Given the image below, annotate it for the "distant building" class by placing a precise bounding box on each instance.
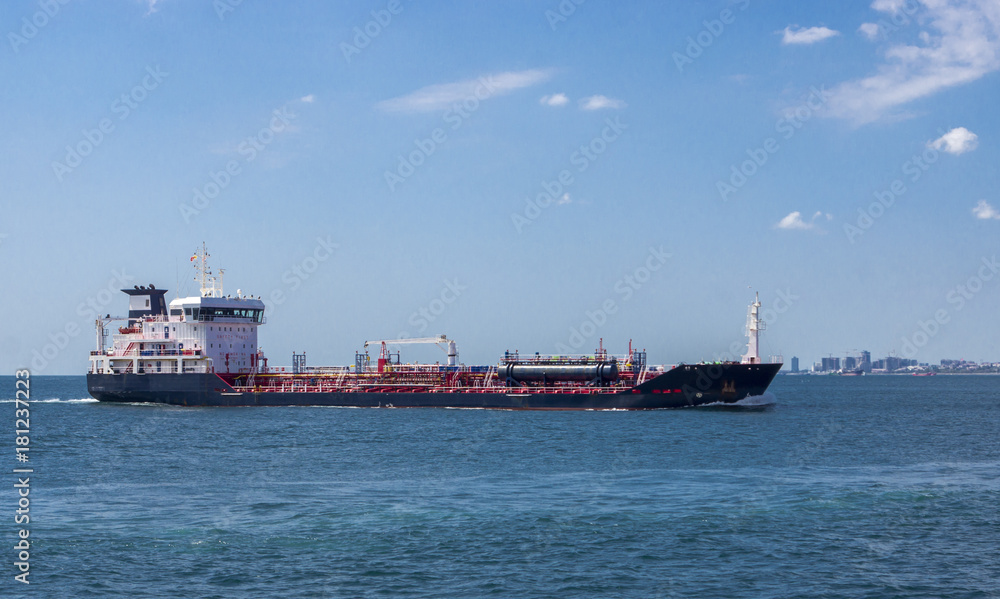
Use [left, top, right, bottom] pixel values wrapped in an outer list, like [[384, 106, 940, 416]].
[[881, 356, 917, 372], [941, 359, 970, 368], [791, 356, 799, 373], [844, 356, 857, 370], [821, 356, 841, 372], [860, 351, 872, 372]]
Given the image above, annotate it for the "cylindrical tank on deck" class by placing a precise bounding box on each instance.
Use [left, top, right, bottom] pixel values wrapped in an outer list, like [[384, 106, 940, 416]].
[[447, 341, 458, 366], [501, 362, 619, 384]]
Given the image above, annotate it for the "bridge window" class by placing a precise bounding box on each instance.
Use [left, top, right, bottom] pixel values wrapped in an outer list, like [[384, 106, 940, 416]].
[[192, 307, 262, 322]]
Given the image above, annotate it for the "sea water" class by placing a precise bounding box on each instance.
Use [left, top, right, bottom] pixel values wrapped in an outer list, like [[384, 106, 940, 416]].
[[2, 375, 998, 598]]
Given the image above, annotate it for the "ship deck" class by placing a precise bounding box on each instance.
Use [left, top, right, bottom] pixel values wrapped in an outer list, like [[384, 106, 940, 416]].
[[219, 368, 663, 395]]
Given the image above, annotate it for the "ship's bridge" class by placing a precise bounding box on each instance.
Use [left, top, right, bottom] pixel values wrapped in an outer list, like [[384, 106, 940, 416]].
[[168, 295, 265, 324]]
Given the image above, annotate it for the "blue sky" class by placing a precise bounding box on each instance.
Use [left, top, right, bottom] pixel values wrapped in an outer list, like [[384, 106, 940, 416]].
[[2, 0, 999, 374]]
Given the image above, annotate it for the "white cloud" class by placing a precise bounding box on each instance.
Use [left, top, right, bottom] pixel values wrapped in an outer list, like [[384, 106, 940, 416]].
[[775, 211, 832, 230], [776, 211, 814, 230], [859, 22, 880, 40], [781, 25, 840, 45], [540, 93, 569, 107], [145, 0, 162, 15], [929, 127, 979, 154], [377, 69, 553, 113], [972, 200, 1000, 219], [579, 95, 626, 110], [557, 193, 571, 205], [300, 94, 315, 103], [825, 0, 1000, 124]]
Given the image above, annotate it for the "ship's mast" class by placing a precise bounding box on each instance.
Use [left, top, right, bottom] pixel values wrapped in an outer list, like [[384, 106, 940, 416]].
[[741, 292, 764, 364], [193, 242, 223, 298], [95, 317, 106, 353]]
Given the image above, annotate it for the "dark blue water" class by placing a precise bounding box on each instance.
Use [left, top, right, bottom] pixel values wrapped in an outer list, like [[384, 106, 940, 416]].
[[3, 375, 999, 598]]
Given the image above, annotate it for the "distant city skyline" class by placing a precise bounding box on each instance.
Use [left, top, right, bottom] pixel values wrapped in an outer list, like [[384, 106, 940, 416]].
[[789, 350, 998, 373]]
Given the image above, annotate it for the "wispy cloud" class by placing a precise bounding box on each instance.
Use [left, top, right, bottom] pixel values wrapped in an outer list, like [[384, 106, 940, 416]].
[[540, 93, 569, 107], [557, 193, 571, 205], [776, 211, 832, 230], [579, 95, 626, 110], [781, 25, 840, 45], [929, 127, 978, 154], [300, 94, 315, 104], [377, 69, 553, 113], [859, 22, 881, 40], [825, 0, 1000, 125], [972, 200, 1000, 220], [144, 0, 162, 15]]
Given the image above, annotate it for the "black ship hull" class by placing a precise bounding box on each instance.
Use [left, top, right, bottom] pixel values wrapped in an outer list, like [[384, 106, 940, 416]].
[[87, 363, 781, 409]]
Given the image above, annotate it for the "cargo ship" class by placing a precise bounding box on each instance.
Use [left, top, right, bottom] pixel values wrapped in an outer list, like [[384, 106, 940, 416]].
[[86, 246, 782, 409]]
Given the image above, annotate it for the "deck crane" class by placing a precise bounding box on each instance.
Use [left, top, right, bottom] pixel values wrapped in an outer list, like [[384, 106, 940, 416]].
[[363, 335, 459, 372]]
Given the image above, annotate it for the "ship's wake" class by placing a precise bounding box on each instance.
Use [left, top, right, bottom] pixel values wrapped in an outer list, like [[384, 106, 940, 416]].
[[0, 397, 99, 403], [697, 391, 776, 410]]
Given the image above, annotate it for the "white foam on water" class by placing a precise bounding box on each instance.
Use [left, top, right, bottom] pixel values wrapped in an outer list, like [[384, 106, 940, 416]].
[[698, 391, 777, 408], [734, 392, 777, 406], [0, 397, 99, 403]]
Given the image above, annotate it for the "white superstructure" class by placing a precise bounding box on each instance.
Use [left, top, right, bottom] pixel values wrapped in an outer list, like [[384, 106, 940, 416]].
[[89, 245, 266, 375]]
